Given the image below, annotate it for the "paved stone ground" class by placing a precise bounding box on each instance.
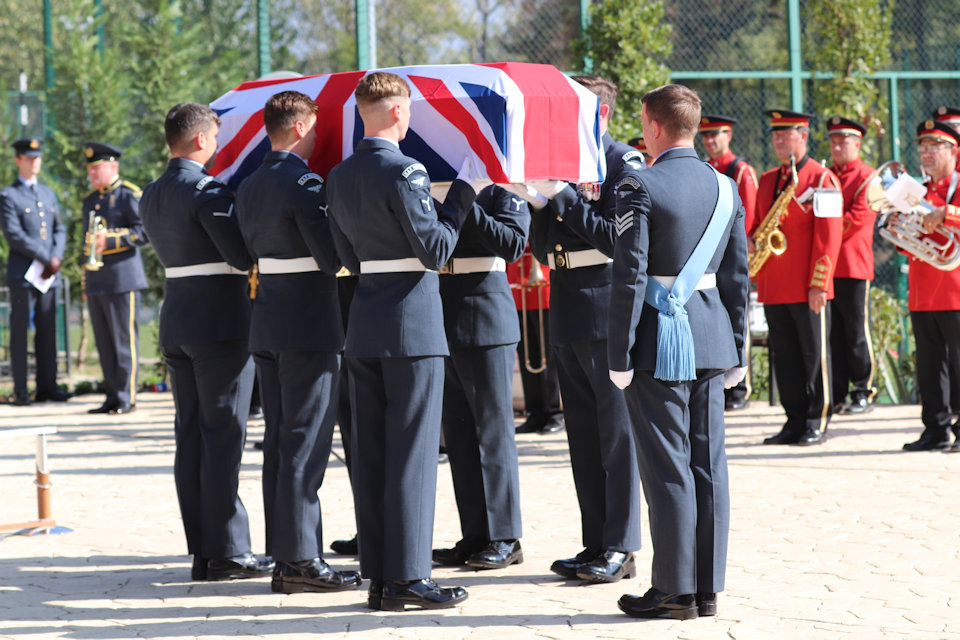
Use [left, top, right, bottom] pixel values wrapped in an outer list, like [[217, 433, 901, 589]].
[[1, 393, 958, 639]]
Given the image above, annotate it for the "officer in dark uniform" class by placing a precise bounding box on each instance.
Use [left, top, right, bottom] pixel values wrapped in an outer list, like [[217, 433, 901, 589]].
[[140, 102, 271, 581], [326, 71, 486, 611], [235, 90, 360, 593], [517, 75, 644, 584], [0, 137, 70, 406], [432, 185, 529, 570], [82, 142, 149, 415]]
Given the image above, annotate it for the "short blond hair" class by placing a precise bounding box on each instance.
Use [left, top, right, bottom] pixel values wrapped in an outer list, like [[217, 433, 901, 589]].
[[642, 84, 701, 140], [355, 72, 411, 109]]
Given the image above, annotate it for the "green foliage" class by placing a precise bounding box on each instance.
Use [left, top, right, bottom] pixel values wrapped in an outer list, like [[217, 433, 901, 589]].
[[572, 0, 673, 140], [749, 342, 770, 401], [869, 285, 915, 403], [806, 0, 894, 159]]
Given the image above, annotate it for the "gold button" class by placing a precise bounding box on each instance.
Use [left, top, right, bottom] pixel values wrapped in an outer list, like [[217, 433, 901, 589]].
[[95, 204, 100, 210], [555, 244, 562, 251], [38, 202, 43, 208], [25, 208, 30, 213]]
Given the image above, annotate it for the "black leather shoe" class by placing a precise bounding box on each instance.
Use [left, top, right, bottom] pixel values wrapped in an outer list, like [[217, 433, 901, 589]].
[[466, 539, 523, 570], [724, 398, 749, 411], [191, 555, 208, 580], [206, 552, 274, 580], [12, 391, 31, 406], [433, 538, 485, 566], [696, 591, 718, 616], [618, 587, 698, 620], [842, 397, 872, 414], [34, 388, 72, 402], [903, 429, 950, 451], [110, 402, 135, 415], [516, 414, 546, 433], [368, 579, 384, 609], [763, 425, 802, 445], [575, 550, 635, 583], [796, 427, 825, 446], [271, 558, 361, 593], [949, 441, 960, 453], [330, 534, 358, 555], [538, 417, 564, 434], [88, 401, 118, 414], [550, 547, 600, 579], [249, 405, 264, 420], [376, 578, 468, 611]]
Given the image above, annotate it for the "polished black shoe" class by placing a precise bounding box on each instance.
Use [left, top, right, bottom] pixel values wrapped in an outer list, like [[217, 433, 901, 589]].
[[466, 539, 523, 570], [376, 578, 468, 611], [34, 388, 72, 402], [796, 427, 825, 446], [88, 400, 118, 414], [432, 538, 485, 566], [515, 414, 546, 433], [368, 579, 384, 609], [538, 417, 564, 434], [575, 550, 635, 583], [330, 534, 359, 556], [618, 587, 698, 620], [550, 547, 600, 579], [724, 398, 749, 411], [949, 441, 960, 453], [696, 591, 718, 616], [191, 555, 208, 580], [903, 429, 950, 451], [206, 552, 275, 581], [763, 425, 802, 445], [842, 397, 872, 414], [271, 558, 361, 593], [249, 405, 264, 420], [110, 402, 135, 415], [12, 391, 31, 406]]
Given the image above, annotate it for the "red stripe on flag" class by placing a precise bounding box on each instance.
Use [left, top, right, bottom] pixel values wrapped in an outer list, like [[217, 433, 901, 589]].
[[408, 74, 510, 183], [312, 70, 366, 178], [211, 107, 266, 177], [481, 62, 582, 181]]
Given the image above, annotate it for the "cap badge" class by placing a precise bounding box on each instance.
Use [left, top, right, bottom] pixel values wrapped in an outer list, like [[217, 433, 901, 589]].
[[29, 139, 39, 149], [85, 146, 94, 158], [925, 120, 935, 130]]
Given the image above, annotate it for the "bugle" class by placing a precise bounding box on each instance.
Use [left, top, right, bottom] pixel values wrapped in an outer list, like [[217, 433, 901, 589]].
[[512, 254, 549, 374], [84, 212, 105, 271]]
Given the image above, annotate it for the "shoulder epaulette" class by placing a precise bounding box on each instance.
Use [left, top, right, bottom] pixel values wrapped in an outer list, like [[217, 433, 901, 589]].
[[121, 180, 142, 197]]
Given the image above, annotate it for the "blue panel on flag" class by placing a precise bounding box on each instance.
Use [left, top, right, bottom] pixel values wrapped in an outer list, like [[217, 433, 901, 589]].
[[212, 106, 235, 117], [351, 108, 363, 151], [400, 129, 457, 181], [225, 136, 270, 191], [459, 82, 507, 157]]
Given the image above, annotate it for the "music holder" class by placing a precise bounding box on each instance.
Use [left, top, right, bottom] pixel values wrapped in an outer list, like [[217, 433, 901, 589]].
[[0, 426, 72, 537]]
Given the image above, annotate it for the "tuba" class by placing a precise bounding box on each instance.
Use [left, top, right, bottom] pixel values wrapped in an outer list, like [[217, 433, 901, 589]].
[[749, 154, 797, 277], [512, 253, 549, 374], [865, 161, 960, 271], [84, 212, 106, 271]]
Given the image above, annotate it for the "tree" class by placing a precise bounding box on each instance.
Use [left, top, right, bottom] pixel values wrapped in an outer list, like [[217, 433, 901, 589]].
[[572, 0, 673, 140], [500, 0, 580, 68], [806, 0, 894, 162]]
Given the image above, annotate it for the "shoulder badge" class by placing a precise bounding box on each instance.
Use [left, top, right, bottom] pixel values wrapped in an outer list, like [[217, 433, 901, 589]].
[[195, 175, 219, 191], [298, 172, 324, 193], [401, 162, 429, 189], [622, 150, 643, 163], [616, 175, 642, 193]]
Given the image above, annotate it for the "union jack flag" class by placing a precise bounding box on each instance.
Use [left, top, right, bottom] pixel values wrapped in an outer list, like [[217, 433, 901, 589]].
[[209, 63, 606, 189]]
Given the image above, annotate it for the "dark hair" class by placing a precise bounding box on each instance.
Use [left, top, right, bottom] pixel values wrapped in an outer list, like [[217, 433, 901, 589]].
[[164, 102, 221, 152], [642, 84, 702, 139], [355, 72, 411, 108], [263, 91, 319, 139], [571, 75, 618, 119]]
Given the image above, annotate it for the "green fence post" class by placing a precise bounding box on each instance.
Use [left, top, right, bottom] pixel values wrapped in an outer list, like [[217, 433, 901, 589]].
[[787, 0, 803, 111], [579, 0, 592, 74], [356, 0, 375, 70], [257, 0, 271, 77]]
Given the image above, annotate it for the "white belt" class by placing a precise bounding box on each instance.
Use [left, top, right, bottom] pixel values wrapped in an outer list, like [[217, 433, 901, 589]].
[[165, 262, 248, 278], [548, 248, 612, 270], [651, 273, 717, 290], [438, 256, 506, 275], [258, 257, 320, 274], [360, 258, 432, 274]]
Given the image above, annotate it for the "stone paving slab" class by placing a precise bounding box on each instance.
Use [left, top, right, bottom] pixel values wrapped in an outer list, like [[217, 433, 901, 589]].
[[1, 393, 959, 639]]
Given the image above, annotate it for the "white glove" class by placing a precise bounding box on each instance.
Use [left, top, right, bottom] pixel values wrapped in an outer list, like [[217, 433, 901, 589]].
[[457, 156, 492, 195], [502, 182, 549, 210], [527, 179, 568, 199], [609, 369, 634, 390], [723, 366, 748, 389]]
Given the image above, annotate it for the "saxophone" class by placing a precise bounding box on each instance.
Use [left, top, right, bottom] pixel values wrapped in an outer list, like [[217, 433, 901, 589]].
[[749, 153, 798, 278]]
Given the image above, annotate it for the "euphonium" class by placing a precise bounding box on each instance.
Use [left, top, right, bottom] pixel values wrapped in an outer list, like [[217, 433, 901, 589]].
[[865, 160, 960, 271], [748, 153, 797, 278], [84, 212, 105, 271], [513, 253, 549, 374]]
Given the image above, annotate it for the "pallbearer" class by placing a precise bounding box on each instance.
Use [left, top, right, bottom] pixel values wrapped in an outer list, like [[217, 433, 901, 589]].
[[825, 117, 877, 415], [433, 185, 529, 570], [235, 91, 360, 593]]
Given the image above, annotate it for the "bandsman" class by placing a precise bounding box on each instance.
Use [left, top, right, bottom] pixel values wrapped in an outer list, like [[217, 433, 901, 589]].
[[753, 110, 842, 446]]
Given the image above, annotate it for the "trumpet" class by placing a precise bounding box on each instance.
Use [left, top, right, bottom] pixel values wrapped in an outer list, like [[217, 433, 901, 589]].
[[84, 212, 106, 271], [512, 253, 549, 374], [865, 161, 960, 271]]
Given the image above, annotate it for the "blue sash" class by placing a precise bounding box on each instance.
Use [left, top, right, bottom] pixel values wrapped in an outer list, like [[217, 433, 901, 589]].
[[643, 167, 734, 381]]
